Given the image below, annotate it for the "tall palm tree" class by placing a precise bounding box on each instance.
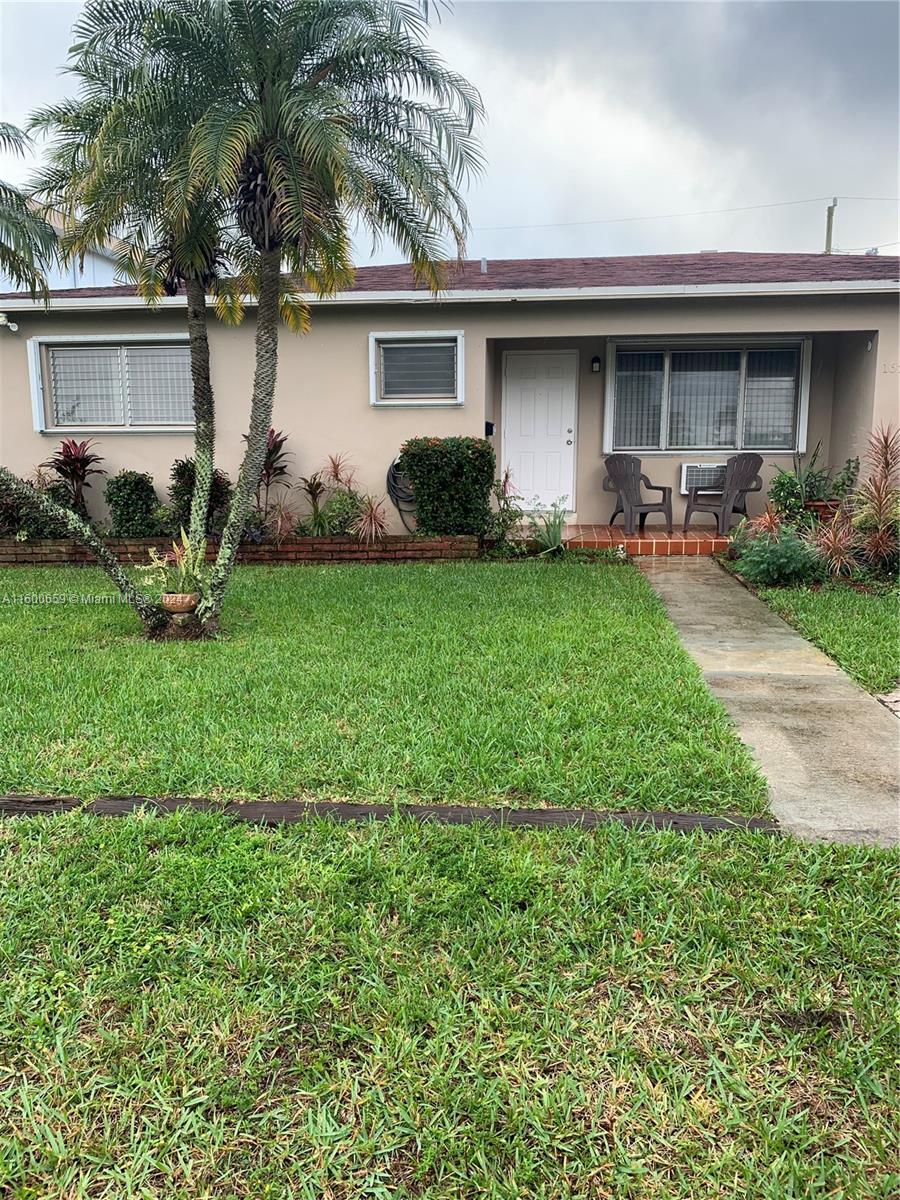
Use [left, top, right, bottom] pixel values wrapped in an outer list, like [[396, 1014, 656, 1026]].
[[75, 0, 484, 628], [31, 82, 237, 554], [0, 124, 171, 628]]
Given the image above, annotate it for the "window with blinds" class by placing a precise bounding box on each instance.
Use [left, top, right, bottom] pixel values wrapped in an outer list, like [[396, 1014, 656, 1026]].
[[612, 343, 801, 452], [614, 352, 664, 449], [378, 339, 458, 401], [47, 343, 193, 428]]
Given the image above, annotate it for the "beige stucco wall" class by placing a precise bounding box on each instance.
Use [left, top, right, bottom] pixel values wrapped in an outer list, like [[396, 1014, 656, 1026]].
[[0, 290, 896, 531]]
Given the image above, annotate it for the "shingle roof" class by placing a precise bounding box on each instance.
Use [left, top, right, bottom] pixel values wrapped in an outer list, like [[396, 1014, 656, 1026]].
[[2, 252, 897, 302], [349, 252, 900, 290]]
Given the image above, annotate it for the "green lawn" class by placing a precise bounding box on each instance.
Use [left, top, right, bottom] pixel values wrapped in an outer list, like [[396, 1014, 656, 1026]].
[[0, 562, 766, 815], [0, 811, 896, 1198], [756, 583, 900, 693]]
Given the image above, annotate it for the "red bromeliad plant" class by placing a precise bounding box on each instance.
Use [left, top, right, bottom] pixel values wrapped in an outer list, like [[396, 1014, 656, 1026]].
[[349, 495, 389, 545], [807, 505, 857, 576], [854, 425, 900, 571], [807, 425, 899, 576], [747, 504, 783, 540], [322, 452, 357, 491], [41, 438, 105, 513]]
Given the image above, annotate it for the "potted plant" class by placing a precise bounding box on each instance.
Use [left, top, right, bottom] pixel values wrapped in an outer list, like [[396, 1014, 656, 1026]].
[[141, 529, 208, 614], [769, 445, 858, 523]]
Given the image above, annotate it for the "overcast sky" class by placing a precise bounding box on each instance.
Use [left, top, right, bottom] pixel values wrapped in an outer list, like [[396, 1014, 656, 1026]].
[[1, 0, 897, 263]]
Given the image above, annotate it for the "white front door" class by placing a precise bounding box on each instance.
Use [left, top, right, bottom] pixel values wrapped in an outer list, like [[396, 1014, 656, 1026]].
[[502, 351, 578, 510]]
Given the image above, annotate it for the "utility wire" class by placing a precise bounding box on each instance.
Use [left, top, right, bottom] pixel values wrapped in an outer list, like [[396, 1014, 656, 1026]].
[[834, 239, 900, 253], [474, 195, 900, 233]]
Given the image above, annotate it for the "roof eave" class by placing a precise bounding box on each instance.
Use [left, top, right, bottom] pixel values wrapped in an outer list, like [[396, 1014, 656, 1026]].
[[1, 277, 897, 311]]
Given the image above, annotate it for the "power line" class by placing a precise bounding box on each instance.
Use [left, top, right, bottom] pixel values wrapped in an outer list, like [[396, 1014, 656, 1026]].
[[474, 195, 900, 234], [834, 239, 900, 253]]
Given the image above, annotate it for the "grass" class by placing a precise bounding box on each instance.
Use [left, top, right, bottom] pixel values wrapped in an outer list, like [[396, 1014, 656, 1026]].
[[0, 562, 766, 815], [0, 810, 896, 1198], [755, 582, 900, 693]]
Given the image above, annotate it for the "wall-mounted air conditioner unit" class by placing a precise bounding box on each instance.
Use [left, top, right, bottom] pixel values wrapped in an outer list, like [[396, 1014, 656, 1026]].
[[680, 463, 727, 495]]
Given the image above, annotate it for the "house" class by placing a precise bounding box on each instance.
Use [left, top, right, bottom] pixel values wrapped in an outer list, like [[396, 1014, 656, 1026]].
[[1, 252, 897, 531]]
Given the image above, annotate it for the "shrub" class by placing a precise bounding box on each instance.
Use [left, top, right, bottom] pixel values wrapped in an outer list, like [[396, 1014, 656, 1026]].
[[737, 528, 823, 587], [528, 498, 569, 557], [296, 472, 330, 536], [768, 444, 859, 522], [322, 488, 362, 536], [41, 438, 105, 516], [398, 436, 495, 536], [169, 458, 232, 535], [243, 427, 291, 518], [1, 471, 77, 539], [348, 494, 390, 545], [487, 467, 525, 548], [852, 425, 899, 573], [105, 471, 160, 536]]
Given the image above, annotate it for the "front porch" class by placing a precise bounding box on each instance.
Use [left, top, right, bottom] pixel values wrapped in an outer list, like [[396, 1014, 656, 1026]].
[[565, 524, 730, 555], [486, 327, 879, 532]]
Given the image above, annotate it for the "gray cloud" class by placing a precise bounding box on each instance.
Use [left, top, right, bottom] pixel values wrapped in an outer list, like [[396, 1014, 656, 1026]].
[[1, 0, 897, 264]]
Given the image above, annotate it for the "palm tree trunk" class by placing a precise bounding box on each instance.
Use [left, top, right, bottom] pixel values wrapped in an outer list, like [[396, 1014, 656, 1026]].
[[0, 466, 167, 631], [197, 247, 281, 624], [185, 276, 215, 552]]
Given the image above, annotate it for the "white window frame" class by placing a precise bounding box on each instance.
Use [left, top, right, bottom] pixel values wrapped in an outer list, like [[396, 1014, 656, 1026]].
[[368, 329, 464, 408], [27, 333, 194, 433], [602, 335, 812, 455]]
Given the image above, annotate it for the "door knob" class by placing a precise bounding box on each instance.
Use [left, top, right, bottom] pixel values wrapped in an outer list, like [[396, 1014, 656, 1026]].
[[566, 439, 573, 445]]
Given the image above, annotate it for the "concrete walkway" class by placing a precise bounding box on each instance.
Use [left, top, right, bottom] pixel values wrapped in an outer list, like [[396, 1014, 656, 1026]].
[[640, 558, 899, 846]]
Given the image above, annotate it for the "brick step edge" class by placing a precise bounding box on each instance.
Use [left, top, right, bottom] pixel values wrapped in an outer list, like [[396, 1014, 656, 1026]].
[[0, 794, 780, 835]]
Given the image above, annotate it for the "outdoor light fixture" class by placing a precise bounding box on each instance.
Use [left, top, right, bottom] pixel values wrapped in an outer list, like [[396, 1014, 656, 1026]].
[[0, 313, 18, 333], [591, 355, 601, 373]]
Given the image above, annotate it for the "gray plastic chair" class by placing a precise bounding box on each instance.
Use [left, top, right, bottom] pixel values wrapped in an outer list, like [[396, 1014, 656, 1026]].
[[602, 454, 673, 536], [682, 453, 763, 534]]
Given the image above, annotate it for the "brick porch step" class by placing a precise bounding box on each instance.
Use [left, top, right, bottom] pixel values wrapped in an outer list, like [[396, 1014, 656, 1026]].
[[565, 524, 729, 556]]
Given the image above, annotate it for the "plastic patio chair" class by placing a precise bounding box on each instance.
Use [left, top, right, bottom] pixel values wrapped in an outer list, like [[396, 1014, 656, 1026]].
[[682, 453, 763, 534], [602, 454, 673, 536]]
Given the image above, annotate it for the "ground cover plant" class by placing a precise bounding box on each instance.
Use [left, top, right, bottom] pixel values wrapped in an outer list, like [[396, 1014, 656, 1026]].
[[757, 582, 900, 694], [0, 809, 896, 1198], [0, 562, 765, 814]]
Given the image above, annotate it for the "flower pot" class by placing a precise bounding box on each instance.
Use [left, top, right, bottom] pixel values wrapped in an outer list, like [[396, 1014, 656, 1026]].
[[804, 500, 840, 521], [161, 592, 200, 614]]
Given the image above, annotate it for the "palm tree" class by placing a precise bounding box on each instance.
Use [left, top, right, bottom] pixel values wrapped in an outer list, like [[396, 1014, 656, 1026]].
[[0, 124, 57, 296], [0, 125, 171, 626], [31, 82, 238, 554], [74, 0, 484, 628]]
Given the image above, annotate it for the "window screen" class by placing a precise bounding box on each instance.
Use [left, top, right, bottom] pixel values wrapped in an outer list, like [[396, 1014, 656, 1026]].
[[380, 340, 457, 399], [743, 349, 798, 449], [50, 347, 125, 426], [613, 351, 664, 448], [47, 343, 192, 427], [126, 346, 193, 425], [668, 351, 740, 449]]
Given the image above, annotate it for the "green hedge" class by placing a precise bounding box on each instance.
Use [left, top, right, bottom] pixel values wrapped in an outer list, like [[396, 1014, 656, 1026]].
[[105, 471, 160, 536], [399, 437, 495, 536]]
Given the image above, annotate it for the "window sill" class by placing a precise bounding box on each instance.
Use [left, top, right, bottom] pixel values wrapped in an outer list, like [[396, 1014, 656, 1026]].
[[609, 448, 797, 456], [371, 400, 464, 409], [40, 426, 196, 435]]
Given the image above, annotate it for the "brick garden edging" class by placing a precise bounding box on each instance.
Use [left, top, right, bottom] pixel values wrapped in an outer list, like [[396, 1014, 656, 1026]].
[[0, 534, 479, 567]]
